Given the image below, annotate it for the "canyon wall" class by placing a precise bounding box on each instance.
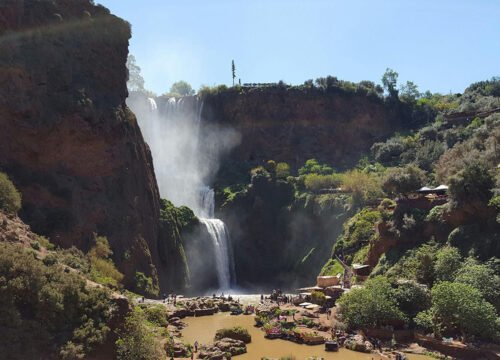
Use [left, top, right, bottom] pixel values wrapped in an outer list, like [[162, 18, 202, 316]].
[[202, 87, 411, 173], [0, 0, 164, 289]]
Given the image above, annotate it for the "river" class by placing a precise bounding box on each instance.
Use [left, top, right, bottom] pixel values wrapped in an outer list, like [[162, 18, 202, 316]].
[[182, 311, 432, 360]]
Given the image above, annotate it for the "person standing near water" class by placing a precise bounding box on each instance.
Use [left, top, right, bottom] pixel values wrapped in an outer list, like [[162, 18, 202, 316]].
[[194, 340, 198, 353]]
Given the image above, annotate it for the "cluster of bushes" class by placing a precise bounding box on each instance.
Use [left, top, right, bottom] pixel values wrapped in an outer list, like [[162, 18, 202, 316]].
[[0, 242, 116, 359], [115, 307, 165, 360], [332, 208, 382, 263], [337, 272, 499, 341], [0, 172, 21, 214], [214, 326, 251, 343], [88, 235, 124, 288]]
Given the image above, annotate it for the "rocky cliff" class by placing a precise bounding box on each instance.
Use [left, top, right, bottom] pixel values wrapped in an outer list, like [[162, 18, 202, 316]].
[[0, 0, 164, 289], [202, 88, 413, 174]]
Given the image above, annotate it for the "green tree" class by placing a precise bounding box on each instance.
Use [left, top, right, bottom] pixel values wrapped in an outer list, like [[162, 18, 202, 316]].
[[455, 258, 500, 310], [342, 170, 382, 205], [382, 165, 427, 197], [0, 243, 114, 359], [434, 246, 462, 282], [116, 307, 163, 360], [337, 276, 407, 329], [126, 54, 145, 92], [448, 160, 494, 207], [88, 236, 124, 288], [393, 281, 431, 320], [422, 282, 499, 340], [168, 81, 195, 97], [298, 159, 333, 175], [381, 68, 399, 98], [400, 80, 420, 104], [0, 172, 21, 214], [275, 162, 291, 179]]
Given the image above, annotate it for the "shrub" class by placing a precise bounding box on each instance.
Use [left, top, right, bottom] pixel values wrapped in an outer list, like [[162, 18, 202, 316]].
[[455, 258, 500, 310], [371, 138, 406, 163], [334, 209, 381, 256], [298, 159, 333, 175], [425, 204, 448, 223], [304, 173, 342, 192], [341, 170, 382, 205], [214, 326, 251, 343], [434, 246, 462, 282], [0, 242, 115, 359], [382, 165, 427, 197], [134, 272, 158, 298], [275, 162, 291, 179], [88, 236, 124, 288], [116, 307, 163, 360], [142, 305, 168, 327], [319, 258, 344, 276], [393, 281, 431, 319], [311, 291, 326, 306], [0, 172, 21, 214], [448, 160, 494, 207]]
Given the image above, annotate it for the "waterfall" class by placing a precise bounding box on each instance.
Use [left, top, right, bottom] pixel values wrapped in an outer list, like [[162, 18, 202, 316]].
[[129, 94, 236, 290]]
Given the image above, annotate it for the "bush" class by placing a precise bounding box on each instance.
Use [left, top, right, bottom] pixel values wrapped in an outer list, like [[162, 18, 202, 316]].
[[0, 172, 21, 214], [382, 165, 427, 197], [142, 305, 168, 327], [298, 159, 333, 175], [214, 326, 251, 343], [116, 307, 163, 360], [311, 291, 326, 306], [88, 236, 124, 288], [134, 272, 158, 298], [341, 170, 382, 205], [434, 246, 462, 282], [448, 160, 494, 207], [304, 173, 342, 192], [319, 258, 344, 276], [393, 281, 431, 319], [455, 258, 500, 311], [0, 242, 115, 359], [275, 162, 291, 179], [334, 209, 381, 256]]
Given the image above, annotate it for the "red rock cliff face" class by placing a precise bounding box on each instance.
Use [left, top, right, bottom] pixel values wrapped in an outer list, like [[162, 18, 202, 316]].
[[203, 88, 406, 170], [0, 0, 163, 288]]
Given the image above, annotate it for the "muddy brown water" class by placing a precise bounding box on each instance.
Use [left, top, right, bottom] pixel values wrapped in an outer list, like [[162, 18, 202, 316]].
[[182, 312, 432, 360]]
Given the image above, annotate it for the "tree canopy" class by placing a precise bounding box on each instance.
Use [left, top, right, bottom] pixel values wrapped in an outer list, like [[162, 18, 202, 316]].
[[168, 81, 195, 97]]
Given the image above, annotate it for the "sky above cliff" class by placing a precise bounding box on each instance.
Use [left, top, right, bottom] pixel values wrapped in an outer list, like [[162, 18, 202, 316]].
[[97, 0, 499, 95]]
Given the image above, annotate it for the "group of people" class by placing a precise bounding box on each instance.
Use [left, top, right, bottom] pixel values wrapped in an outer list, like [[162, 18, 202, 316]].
[[163, 293, 177, 305]]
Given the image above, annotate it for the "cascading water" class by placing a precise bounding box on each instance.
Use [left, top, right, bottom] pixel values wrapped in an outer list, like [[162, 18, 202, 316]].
[[198, 187, 235, 290], [129, 94, 237, 290]]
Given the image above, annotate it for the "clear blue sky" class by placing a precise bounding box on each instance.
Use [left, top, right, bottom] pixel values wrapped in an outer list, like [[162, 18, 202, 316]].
[[97, 0, 499, 95]]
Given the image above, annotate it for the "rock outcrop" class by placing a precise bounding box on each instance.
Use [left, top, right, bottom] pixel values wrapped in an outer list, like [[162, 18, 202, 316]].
[[202, 88, 413, 172], [0, 0, 163, 289]]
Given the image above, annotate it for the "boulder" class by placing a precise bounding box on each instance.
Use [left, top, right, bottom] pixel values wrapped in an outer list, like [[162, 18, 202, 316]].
[[214, 338, 247, 356]]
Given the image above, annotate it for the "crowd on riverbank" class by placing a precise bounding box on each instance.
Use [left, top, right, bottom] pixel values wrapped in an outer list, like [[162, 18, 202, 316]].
[[136, 293, 448, 359]]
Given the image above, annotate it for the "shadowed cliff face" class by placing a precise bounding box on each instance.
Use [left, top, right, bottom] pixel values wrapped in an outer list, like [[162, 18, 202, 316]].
[[0, 0, 163, 289], [203, 88, 408, 172]]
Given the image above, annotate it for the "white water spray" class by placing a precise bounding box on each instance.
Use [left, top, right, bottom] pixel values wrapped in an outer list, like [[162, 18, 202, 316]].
[[128, 94, 238, 289]]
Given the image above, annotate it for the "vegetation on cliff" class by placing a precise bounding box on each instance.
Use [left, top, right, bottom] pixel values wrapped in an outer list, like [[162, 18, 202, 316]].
[[0, 240, 118, 359], [326, 78, 500, 341]]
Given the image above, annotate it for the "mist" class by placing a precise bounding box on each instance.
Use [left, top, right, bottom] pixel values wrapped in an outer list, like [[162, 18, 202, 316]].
[[126, 94, 240, 217]]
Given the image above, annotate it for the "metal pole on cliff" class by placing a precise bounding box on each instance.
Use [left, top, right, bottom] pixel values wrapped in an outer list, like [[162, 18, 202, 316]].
[[232, 60, 236, 86]]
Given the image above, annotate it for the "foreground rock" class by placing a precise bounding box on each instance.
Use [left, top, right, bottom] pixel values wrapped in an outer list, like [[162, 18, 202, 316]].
[[198, 338, 247, 359], [344, 334, 374, 353]]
